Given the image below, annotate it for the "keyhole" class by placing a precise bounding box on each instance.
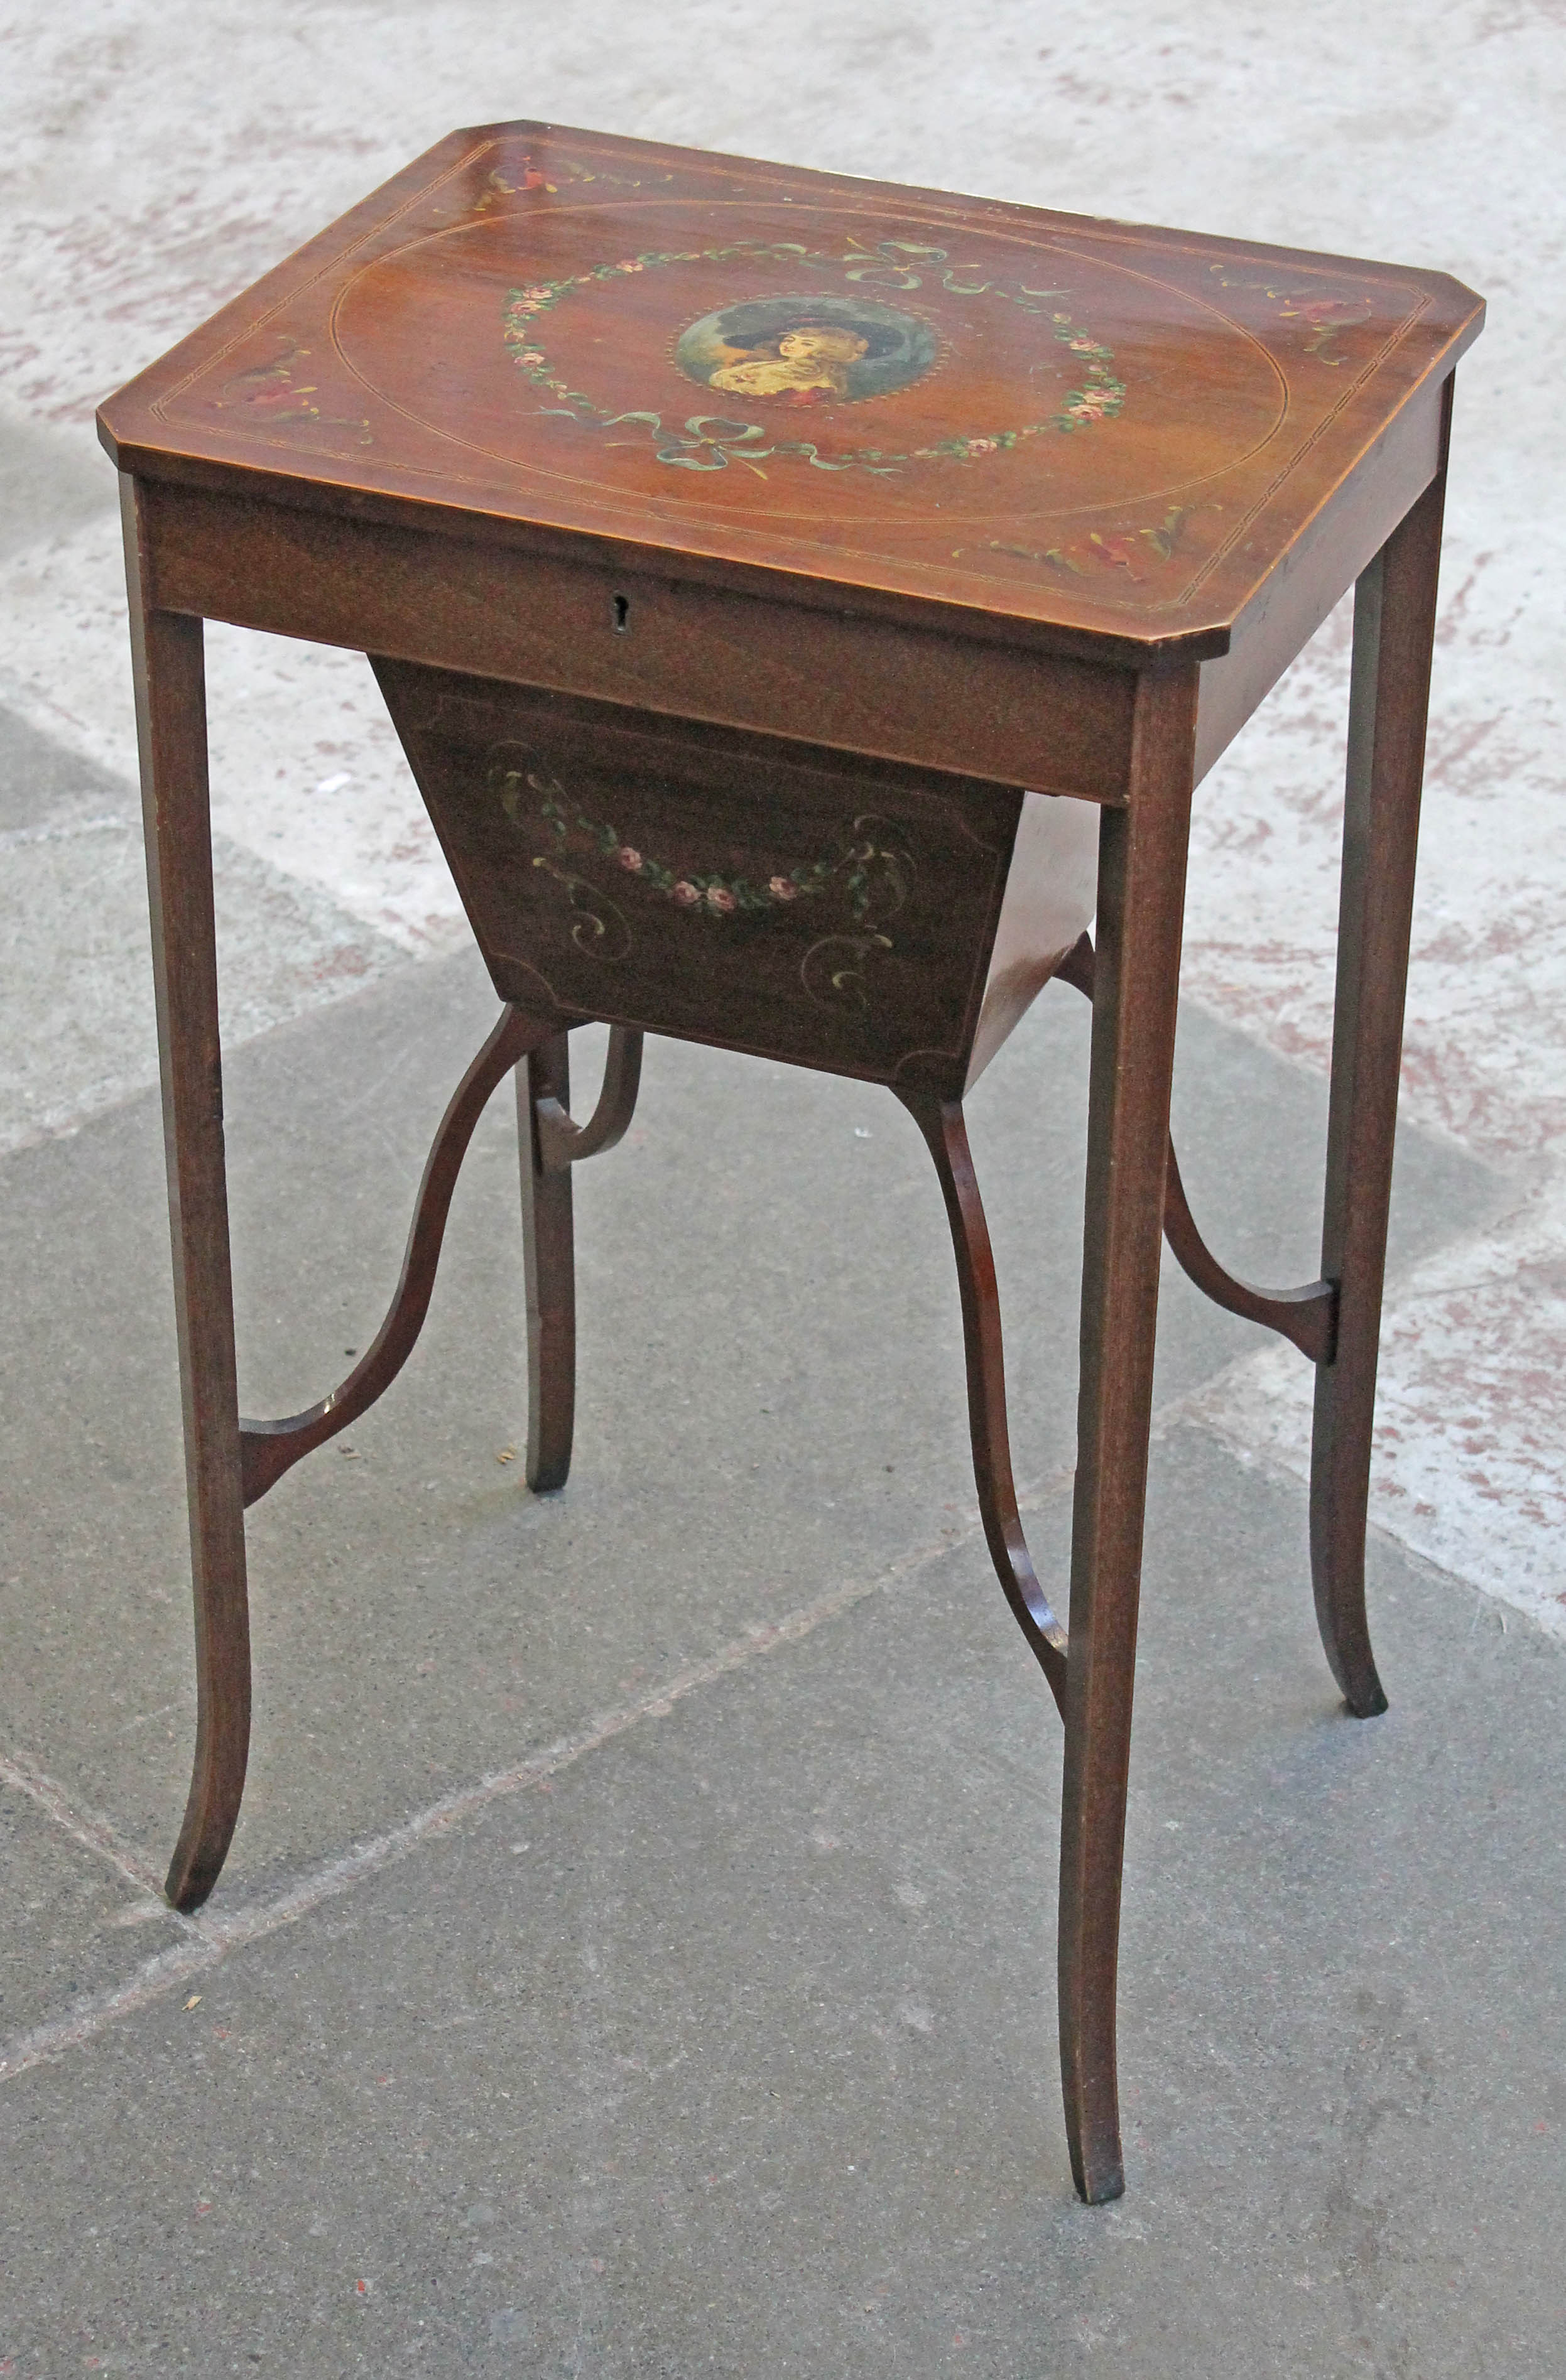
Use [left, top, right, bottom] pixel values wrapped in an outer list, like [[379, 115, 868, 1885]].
[[612, 593, 631, 633]]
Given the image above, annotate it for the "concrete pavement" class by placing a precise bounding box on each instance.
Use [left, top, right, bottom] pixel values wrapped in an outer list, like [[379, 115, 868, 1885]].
[[4, 908, 1559, 2374]]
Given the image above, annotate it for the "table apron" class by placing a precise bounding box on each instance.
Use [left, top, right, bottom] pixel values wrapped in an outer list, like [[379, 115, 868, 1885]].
[[136, 480, 1138, 804]]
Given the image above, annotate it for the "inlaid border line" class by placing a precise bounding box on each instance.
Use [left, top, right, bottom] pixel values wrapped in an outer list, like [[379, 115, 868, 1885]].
[[150, 139, 498, 418]]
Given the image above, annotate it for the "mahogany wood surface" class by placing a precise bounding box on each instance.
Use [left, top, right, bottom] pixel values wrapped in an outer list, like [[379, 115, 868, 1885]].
[[1058, 667, 1200, 2204], [519, 1031, 579, 1494], [533, 1025, 643, 1170], [97, 124, 1480, 663], [898, 1091, 1069, 1712], [1057, 935, 1337, 1366], [372, 660, 1030, 1095], [122, 484, 251, 1915], [99, 126, 1482, 787], [101, 122, 1480, 2199], [143, 480, 1141, 801], [1310, 392, 1453, 1717], [239, 1003, 546, 1507], [519, 1024, 643, 1491]]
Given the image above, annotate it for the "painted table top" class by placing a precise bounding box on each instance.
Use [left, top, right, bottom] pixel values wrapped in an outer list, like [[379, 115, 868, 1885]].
[[97, 124, 1483, 655]]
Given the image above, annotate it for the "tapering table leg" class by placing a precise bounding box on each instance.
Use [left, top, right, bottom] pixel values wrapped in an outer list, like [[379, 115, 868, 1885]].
[[1310, 388, 1454, 1719], [1058, 664, 1200, 2204], [122, 477, 250, 1913], [519, 1030, 577, 1491]]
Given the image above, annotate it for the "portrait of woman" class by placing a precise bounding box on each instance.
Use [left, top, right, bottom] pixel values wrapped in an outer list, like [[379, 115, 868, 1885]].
[[675, 293, 938, 406], [709, 322, 871, 402]]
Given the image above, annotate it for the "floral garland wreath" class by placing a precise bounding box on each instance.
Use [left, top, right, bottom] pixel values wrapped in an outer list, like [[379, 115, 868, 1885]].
[[503, 237, 1125, 477], [540, 796, 840, 915], [499, 768, 908, 923]]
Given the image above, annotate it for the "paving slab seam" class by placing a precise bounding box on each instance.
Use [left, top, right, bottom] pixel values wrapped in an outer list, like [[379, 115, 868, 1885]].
[[0, 1744, 182, 1913], [1158, 1395, 1535, 1642], [0, 810, 132, 854], [1147, 1345, 1310, 1449], [0, 1469, 1074, 2089]]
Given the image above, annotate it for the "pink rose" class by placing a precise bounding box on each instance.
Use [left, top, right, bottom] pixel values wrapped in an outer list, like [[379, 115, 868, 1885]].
[[1068, 337, 1097, 352], [617, 259, 644, 272], [705, 885, 737, 913], [616, 846, 643, 871], [768, 875, 798, 901], [516, 349, 544, 367], [966, 438, 998, 454], [523, 285, 552, 301], [672, 880, 700, 906]]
